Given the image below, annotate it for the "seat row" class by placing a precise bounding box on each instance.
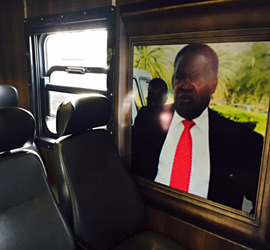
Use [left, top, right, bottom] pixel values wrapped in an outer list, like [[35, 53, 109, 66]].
[[0, 92, 185, 249]]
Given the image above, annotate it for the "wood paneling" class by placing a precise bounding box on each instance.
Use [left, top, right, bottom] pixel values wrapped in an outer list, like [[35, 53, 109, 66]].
[[25, 0, 113, 18], [144, 206, 248, 250], [120, 1, 270, 36], [0, 0, 30, 110], [38, 146, 57, 184]]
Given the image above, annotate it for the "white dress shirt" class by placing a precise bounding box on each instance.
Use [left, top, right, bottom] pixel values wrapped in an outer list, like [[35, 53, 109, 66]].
[[155, 108, 210, 198]]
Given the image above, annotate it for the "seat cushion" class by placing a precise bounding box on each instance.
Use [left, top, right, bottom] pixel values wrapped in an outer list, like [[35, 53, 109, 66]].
[[0, 152, 75, 250]]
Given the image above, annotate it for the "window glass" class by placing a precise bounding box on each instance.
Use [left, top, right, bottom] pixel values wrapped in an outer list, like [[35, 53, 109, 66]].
[[43, 29, 108, 134], [139, 77, 149, 105], [50, 71, 107, 90], [133, 78, 142, 109], [26, 7, 115, 139], [46, 91, 79, 134], [45, 29, 107, 69]]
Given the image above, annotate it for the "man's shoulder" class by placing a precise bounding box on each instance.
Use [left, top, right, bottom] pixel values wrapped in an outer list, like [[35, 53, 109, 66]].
[[137, 104, 173, 114], [208, 108, 263, 143], [133, 104, 174, 134]]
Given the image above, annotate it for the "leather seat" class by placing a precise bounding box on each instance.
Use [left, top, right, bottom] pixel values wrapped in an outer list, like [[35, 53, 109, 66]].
[[0, 84, 40, 153], [0, 85, 18, 107], [0, 107, 75, 250], [54, 94, 186, 250]]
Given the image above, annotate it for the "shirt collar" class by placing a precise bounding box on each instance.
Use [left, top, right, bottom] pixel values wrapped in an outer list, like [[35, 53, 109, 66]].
[[172, 108, 209, 132]]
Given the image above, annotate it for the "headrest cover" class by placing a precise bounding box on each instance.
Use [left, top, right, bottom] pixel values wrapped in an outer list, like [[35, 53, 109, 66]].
[[0, 107, 35, 152], [0, 85, 18, 107], [56, 94, 111, 136]]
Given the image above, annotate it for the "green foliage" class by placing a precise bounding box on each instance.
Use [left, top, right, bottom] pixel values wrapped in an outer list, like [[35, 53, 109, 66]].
[[210, 46, 240, 104], [211, 105, 267, 136], [213, 42, 270, 111], [133, 42, 270, 121], [231, 43, 270, 111], [133, 46, 175, 88]]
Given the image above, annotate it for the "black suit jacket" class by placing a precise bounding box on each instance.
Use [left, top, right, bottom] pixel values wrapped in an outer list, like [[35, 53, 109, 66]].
[[131, 105, 263, 211]]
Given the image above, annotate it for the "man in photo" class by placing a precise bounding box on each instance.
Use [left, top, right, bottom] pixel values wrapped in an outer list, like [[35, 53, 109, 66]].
[[132, 44, 263, 212]]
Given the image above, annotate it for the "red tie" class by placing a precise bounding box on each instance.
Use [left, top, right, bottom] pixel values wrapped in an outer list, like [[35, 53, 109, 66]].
[[170, 120, 195, 192]]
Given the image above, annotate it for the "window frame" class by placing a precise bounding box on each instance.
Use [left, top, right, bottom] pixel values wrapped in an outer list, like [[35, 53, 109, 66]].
[[25, 6, 116, 144]]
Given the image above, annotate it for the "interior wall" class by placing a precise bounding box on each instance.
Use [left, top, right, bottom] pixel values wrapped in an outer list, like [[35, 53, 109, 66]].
[[25, 0, 113, 17], [0, 0, 29, 110]]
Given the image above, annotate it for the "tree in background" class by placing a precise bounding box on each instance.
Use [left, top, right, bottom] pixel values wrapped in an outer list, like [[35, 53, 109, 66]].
[[134, 43, 270, 112], [133, 46, 174, 88], [230, 42, 270, 112], [211, 46, 240, 105]]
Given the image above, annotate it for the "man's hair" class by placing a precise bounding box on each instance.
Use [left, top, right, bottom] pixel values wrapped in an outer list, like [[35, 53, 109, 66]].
[[174, 44, 219, 75]]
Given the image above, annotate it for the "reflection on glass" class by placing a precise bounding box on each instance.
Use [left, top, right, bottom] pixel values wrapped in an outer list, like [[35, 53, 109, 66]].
[[131, 42, 270, 213]]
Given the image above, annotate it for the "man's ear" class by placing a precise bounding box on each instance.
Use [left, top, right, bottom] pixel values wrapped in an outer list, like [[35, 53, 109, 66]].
[[211, 76, 218, 94]]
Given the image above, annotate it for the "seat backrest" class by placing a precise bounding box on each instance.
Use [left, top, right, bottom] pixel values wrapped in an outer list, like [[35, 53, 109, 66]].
[[54, 94, 145, 250], [0, 107, 75, 250], [0, 84, 18, 107], [0, 84, 40, 153]]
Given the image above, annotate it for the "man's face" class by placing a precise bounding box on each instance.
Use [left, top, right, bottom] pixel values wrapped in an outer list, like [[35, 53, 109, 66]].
[[173, 52, 217, 120]]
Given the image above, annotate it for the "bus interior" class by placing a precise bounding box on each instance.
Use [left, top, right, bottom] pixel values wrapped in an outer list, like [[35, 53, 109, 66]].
[[0, 0, 270, 249]]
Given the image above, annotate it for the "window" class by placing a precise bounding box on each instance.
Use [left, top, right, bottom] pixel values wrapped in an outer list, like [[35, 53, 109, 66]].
[[132, 68, 152, 109], [25, 7, 115, 141], [44, 29, 108, 133]]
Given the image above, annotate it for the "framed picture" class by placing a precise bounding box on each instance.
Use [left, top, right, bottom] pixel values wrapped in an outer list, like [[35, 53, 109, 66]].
[[127, 28, 270, 248], [131, 41, 269, 212]]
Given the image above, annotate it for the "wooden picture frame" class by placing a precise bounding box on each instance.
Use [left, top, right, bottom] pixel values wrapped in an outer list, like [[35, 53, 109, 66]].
[[116, 2, 270, 248], [129, 29, 270, 249]]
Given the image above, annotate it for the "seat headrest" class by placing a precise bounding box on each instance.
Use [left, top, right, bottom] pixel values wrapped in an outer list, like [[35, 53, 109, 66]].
[[0, 85, 18, 107], [56, 94, 111, 137], [0, 107, 35, 152]]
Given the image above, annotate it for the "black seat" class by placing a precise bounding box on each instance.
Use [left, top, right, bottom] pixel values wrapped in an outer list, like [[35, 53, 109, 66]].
[[0, 107, 75, 250], [54, 94, 185, 250], [0, 84, 40, 153], [0, 85, 18, 107]]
